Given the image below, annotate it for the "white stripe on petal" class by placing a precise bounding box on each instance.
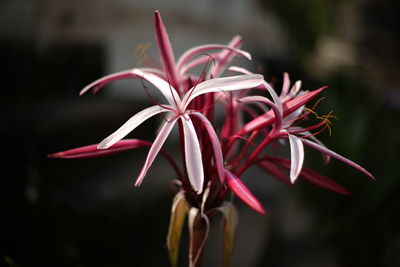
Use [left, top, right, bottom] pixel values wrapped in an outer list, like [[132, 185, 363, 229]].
[[191, 112, 225, 183], [227, 67, 282, 115], [131, 69, 181, 107], [176, 44, 251, 71], [98, 105, 171, 149], [135, 116, 178, 186], [288, 134, 304, 184], [181, 74, 264, 110], [181, 117, 204, 193], [280, 72, 290, 98]]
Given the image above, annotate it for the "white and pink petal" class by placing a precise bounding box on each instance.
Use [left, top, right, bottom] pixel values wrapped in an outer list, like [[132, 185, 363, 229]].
[[135, 116, 179, 186], [181, 74, 264, 110], [98, 105, 172, 149], [181, 116, 204, 193], [288, 133, 305, 184]]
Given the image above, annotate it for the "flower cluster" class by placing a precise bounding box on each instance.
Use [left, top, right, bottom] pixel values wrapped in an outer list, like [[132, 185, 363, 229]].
[[50, 11, 374, 267]]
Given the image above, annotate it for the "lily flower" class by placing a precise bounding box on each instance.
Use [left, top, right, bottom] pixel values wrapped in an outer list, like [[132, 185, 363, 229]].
[[50, 11, 376, 267], [97, 69, 263, 193]]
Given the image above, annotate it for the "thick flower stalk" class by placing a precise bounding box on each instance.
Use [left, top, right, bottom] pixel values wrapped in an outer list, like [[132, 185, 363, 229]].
[[50, 11, 375, 267]]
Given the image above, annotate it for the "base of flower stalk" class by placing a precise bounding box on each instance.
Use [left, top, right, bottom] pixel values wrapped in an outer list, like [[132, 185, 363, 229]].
[[189, 212, 209, 267]]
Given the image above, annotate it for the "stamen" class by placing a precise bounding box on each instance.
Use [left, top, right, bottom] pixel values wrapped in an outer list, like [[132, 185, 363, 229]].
[[135, 43, 151, 66], [164, 68, 180, 107], [227, 135, 257, 146], [188, 92, 225, 114], [182, 54, 216, 109], [304, 108, 338, 136], [141, 78, 175, 112], [230, 130, 259, 169], [300, 123, 329, 139], [310, 96, 326, 111]]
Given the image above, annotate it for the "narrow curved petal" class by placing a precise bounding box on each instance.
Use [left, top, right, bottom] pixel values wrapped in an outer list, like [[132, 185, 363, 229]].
[[191, 112, 225, 183], [178, 52, 220, 75], [135, 117, 178, 186], [132, 69, 181, 107], [288, 134, 304, 184], [288, 80, 302, 98], [283, 107, 304, 128], [211, 35, 243, 78], [258, 157, 352, 196], [80, 70, 136, 95], [225, 169, 266, 214], [258, 160, 292, 185], [98, 105, 171, 149], [79, 68, 167, 95], [228, 66, 283, 115], [181, 74, 264, 110], [154, 11, 180, 89], [50, 139, 183, 179], [181, 117, 204, 193], [49, 139, 153, 159], [238, 95, 283, 134], [302, 139, 376, 180], [176, 44, 251, 72], [280, 72, 290, 98], [299, 131, 330, 164], [237, 86, 326, 136]]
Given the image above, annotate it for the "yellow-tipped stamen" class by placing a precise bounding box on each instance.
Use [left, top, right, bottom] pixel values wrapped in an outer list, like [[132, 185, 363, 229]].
[[135, 43, 152, 66], [304, 107, 339, 136]]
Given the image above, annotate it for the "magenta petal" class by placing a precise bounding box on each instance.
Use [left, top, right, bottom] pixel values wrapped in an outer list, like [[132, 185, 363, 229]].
[[79, 70, 136, 95], [177, 44, 251, 72], [300, 132, 331, 164], [261, 157, 352, 196], [79, 68, 165, 95], [211, 35, 243, 77], [135, 117, 178, 186], [237, 86, 326, 136], [191, 112, 225, 184], [297, 163, 352, 196], [178, 52, 220, 75], [154, 11, 180, 90], [238, 95, 283, 133], [258, 160, 291, 185], [225, 169, 266, 214], [228, 67, 283, 115], [302, 139, 376, 180], [48, 139, 153, 159]]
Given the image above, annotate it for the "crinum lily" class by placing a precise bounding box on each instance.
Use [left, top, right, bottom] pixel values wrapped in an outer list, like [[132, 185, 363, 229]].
[[97, 68, 263, 193], [49, 11, 376, 267]]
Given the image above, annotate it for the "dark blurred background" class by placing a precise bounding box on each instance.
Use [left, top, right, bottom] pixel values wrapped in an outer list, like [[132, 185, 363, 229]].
[[1, 0, 399, 266]]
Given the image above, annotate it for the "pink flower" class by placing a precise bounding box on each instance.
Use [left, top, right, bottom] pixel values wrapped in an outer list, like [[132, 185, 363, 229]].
[[51, 11, 375, 216], [96, 69, 263, 192], [50, 11, 376, 266]]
